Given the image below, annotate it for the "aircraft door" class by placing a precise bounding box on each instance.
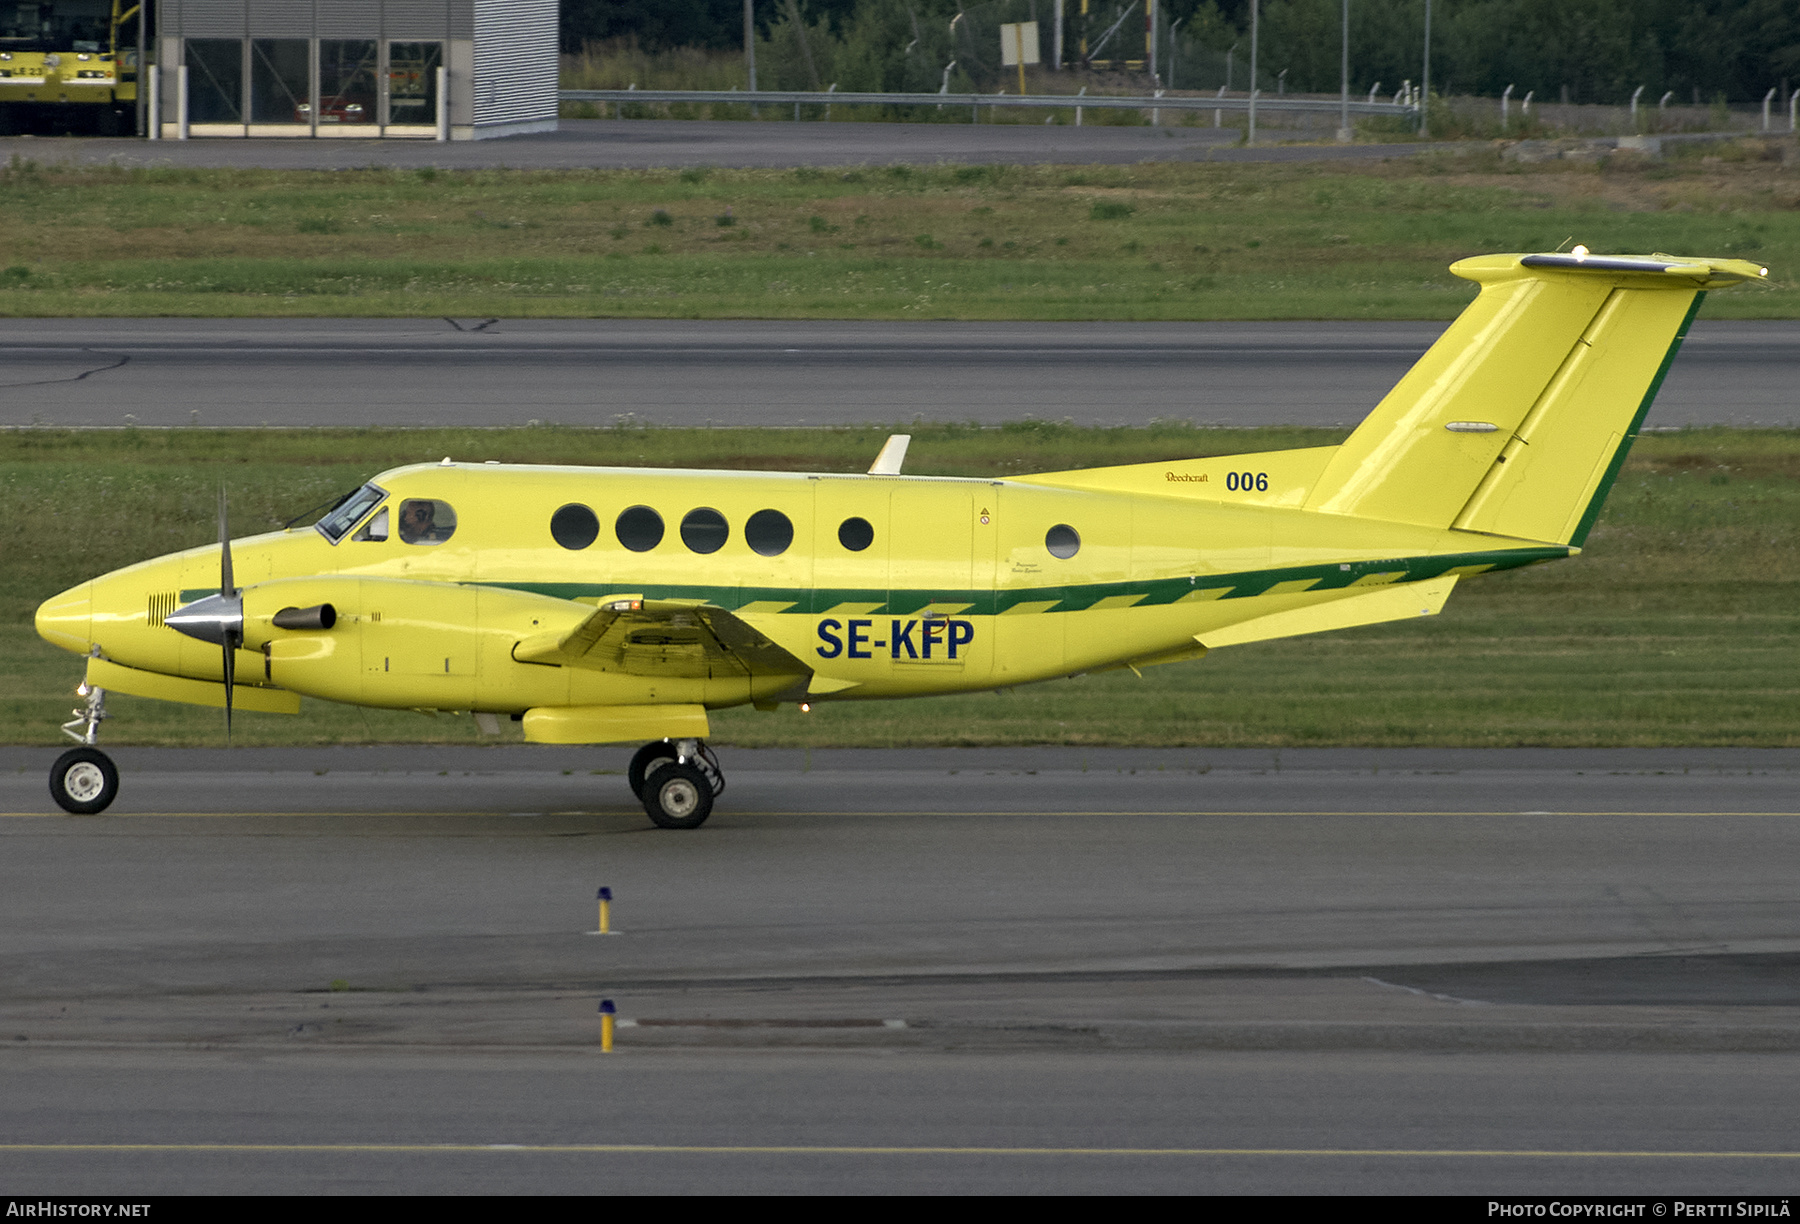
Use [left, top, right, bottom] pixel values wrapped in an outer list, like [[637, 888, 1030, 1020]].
[[991, 484, 1068, 681]]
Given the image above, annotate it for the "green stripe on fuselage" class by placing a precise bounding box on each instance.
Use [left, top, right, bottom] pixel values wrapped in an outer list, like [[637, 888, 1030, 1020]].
[[188, 546, 1566, 614], [478, 545, 1568, 617]]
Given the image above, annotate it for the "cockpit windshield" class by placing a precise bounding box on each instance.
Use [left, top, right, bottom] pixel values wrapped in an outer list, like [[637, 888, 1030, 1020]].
[[314, 483, 387, 543]]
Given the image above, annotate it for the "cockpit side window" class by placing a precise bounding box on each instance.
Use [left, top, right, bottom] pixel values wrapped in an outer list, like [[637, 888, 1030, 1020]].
[[315, 483, 387, 544], [352, 507, 389, 542], [398, 499, 457, 545]]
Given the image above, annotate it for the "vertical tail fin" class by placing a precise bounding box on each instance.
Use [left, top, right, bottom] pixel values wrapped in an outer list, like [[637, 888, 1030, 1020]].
[[1304, 252, 1768, 544]]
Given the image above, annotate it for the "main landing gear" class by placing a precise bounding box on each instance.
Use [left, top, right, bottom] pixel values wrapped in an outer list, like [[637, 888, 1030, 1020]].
[[628, 738, 724, 830], [50, 683, 119, 815]]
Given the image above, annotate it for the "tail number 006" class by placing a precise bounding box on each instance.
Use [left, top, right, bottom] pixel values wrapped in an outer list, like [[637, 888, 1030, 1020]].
[[1226, 472, 1269, 492]]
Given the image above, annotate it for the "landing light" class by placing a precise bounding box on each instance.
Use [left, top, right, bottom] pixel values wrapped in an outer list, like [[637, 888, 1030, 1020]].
[[1571, 244, 1590, 260], [800, 703, 812, 713]]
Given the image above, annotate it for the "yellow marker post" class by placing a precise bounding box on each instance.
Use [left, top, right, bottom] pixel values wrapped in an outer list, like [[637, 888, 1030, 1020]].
[[596, 886, 612, 935], [599, 999, 616, 1052]]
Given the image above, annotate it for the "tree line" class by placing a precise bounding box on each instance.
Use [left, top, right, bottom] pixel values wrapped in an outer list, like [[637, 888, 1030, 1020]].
[[562, 0, 1800, 104]]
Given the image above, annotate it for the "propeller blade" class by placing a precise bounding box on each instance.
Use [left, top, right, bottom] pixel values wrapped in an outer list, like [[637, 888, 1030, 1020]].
[[221, 634, 235, 738], [218, 486, 235, 740], [218, 486, 235, 598]]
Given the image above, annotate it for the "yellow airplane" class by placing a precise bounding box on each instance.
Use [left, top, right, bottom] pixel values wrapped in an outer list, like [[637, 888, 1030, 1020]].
[[33, 250, 1769, 827]]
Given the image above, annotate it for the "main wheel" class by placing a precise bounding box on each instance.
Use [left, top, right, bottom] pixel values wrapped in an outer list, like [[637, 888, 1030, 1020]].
[[50, 747, 118, 815], [641, 762, 713, 830], [627, 740, 678, 800]]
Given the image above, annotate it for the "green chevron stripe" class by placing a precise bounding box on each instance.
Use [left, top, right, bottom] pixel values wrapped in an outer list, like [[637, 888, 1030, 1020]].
[[478, 545, 1568, 617], [196, 546, 1566, 615]]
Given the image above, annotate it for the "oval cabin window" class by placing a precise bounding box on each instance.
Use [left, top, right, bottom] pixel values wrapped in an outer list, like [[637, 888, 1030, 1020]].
[[745, 509, 794, 557], [551, 503, 600, 550], [615, 505, 664, 552], [1045, 524, 1080, 559], [680, 507, 729, 555], [838, 516, 874, 552]]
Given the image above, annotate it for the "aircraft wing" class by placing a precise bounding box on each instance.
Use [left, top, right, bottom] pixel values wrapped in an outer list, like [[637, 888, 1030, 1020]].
[[512, 598, 812, 681]]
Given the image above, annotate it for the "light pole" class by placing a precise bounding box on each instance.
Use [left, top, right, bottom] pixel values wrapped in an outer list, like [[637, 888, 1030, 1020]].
[[1248, 0, 1258, 145], [1419, 0, 1430, 136], [744, 0, 756, 93], [1337, 0, 1350, 143]]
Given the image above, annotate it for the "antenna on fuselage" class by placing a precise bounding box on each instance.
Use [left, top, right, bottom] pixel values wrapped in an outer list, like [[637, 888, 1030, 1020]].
[[868, 434, 911, 476]]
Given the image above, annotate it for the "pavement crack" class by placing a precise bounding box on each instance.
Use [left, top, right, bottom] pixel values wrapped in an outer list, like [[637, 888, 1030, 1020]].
[[0, 350, 130, 388], [443, 317, 500, 333]]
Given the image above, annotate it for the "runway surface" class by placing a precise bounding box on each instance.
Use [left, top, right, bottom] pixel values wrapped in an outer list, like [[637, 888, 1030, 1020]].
[[2, 746, 1797, 1194], [4, 318, 1797, 430], [0, 118, 1449, 172]]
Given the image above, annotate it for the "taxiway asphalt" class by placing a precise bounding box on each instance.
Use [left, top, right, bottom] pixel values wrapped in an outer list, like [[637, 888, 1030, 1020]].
[[2, 746, 1796, 1193], [4, 318, 1797, 430]]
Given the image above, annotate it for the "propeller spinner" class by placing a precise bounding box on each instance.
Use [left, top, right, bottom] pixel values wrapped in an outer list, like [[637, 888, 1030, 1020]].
[[162, 489, 244, 736]]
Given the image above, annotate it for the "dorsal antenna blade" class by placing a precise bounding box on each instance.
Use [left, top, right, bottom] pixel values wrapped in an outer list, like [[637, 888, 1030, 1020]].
[[868, 434, 911, 475]]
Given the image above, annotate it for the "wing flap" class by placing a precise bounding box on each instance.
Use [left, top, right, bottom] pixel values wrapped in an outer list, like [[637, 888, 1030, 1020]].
[[513, 598, 812, 681]]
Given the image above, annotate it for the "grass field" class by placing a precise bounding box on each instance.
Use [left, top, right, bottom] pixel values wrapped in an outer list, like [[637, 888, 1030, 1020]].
[[3, 424, 1795, 749], [0, 144, 1795, 320]]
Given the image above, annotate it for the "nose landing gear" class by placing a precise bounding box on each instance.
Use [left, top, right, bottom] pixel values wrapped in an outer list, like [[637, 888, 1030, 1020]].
[[633, 738, 724, 830], [51, 683, 119, 815]]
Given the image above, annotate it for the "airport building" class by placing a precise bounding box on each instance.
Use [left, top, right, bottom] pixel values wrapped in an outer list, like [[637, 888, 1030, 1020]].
[[152, 0, 557, 140]]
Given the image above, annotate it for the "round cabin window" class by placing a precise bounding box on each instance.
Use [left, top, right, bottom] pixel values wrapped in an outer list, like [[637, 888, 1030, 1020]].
[[1046, 524, 1081, 559], [615, 505, 664, 552], [680, 507, 729, 555], [838, 516, 874, 552], [745, 508, 794, 557], [550, 503, 600, 550]]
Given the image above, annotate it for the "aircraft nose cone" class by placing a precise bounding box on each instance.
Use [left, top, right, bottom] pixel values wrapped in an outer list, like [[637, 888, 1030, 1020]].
[[35, 582, 93, 655]]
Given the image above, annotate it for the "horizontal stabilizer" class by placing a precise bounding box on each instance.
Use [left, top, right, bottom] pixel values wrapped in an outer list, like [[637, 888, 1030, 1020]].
[[1200, 575, 1457, 649]]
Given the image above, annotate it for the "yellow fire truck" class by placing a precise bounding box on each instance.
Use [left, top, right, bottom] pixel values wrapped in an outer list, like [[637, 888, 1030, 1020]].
[[0, 0, 143, 135]]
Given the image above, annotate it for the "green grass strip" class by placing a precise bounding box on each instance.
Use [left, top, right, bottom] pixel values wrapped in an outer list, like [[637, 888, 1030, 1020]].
[[0, 151, 1793, 319]]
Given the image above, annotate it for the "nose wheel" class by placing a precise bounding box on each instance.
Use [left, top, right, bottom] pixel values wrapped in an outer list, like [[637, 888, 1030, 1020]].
[[634, 738, 723, 830], [50, 747, 119, 815], [51, 680, 118, 814]]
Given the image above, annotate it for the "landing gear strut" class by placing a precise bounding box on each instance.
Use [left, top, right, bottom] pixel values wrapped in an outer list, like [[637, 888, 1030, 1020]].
[[635, 738, 724, 830], [51, 683, 118, 815]]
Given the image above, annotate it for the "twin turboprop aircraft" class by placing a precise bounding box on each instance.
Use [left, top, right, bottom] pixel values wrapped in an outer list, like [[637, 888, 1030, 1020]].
[[34, 250, 1769, 827]]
